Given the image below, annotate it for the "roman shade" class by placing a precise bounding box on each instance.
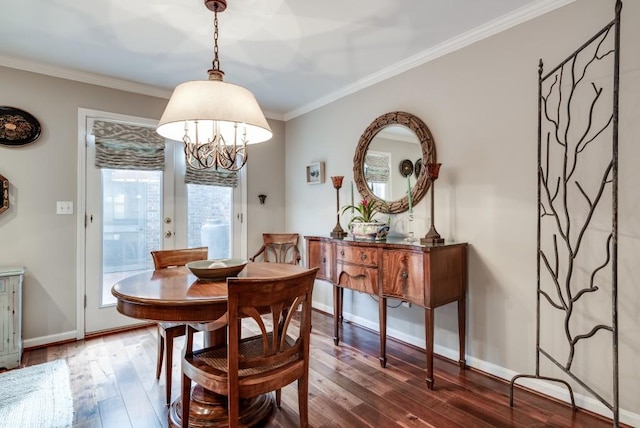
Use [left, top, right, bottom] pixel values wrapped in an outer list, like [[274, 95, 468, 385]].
[[92, 121, 165, 170], [184, 165, 238, 188], [364, 153, 390, 183]]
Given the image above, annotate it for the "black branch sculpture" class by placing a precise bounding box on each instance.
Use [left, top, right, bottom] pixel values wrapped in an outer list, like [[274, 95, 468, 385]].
[[510, 1, 622, 426]]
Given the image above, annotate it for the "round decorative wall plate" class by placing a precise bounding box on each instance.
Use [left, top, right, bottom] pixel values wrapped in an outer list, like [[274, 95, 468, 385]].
[[415, 158, 423, 178], [399, 159, 414, 177], [0, 106, 41, 146]]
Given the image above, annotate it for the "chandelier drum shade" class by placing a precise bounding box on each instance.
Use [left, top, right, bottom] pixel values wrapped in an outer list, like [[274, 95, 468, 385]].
[[156, 0, 272, 172]]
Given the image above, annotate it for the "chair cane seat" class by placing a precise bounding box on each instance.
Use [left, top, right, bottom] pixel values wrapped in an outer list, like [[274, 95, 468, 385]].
[[188, 333, 298, 378]]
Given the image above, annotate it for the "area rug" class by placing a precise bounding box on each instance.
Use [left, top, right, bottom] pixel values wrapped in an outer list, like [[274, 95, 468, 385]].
[[0, 359, 73, 427]]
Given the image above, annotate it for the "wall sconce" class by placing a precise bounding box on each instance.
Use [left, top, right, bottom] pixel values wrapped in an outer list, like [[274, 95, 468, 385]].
[[258, 194, 267, 204]]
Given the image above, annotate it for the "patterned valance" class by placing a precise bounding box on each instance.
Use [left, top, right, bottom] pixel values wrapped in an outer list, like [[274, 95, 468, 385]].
[[93, 120, 165, 170], [185, 165, 238, 188], [364, 153, 390, 183]]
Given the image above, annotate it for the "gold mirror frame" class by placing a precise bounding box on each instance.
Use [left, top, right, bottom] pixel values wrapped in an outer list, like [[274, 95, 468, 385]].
[[353, 111, 437, 214]]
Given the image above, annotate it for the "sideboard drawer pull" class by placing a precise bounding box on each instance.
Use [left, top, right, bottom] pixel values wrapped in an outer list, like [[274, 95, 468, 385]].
[[340, 250, 345, 256], [361, 253, 367, 261], [322, 257, 326, 263], [401, 270, 408, 280]]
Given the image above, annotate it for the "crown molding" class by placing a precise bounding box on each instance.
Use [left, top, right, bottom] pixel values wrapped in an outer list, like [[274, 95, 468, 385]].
[[262, 110, 285, 121], [284, 0, 575, 121], [0, 54, 172, 99], [0, 53, 287, 122]]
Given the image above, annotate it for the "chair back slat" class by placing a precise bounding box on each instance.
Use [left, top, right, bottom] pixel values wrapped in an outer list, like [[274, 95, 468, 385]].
[[227, 268, 317, 373], [151, 247, 208, 269], [250, 233, 301, 264]]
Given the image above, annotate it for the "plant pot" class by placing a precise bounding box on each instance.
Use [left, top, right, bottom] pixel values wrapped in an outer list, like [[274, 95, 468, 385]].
[[350, 222, 389, 241]]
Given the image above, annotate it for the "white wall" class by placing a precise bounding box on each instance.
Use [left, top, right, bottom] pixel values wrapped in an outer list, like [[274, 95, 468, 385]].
[[0, 66, 286, 343], [285, 0, 639, 423]]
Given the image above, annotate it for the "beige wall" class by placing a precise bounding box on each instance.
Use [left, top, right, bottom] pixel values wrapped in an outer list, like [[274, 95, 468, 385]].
[[285, 0, 639, 422], [0, 67, 167, 342], [0, 66, 286, 343], [247, 118, 287, 255]]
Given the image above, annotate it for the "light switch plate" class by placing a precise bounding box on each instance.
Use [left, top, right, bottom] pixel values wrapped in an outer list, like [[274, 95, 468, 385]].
[[56, 201, 73, 215]]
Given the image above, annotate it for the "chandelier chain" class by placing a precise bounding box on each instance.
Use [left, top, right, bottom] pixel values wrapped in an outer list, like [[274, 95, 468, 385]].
[[212, 10, 220, 71]]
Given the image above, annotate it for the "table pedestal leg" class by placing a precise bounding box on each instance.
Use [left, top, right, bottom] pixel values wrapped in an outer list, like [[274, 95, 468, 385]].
[[168, 385, 275, 427]]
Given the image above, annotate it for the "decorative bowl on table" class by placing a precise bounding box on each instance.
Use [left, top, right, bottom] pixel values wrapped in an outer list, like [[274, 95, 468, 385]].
[[186, 259, 248, 280]]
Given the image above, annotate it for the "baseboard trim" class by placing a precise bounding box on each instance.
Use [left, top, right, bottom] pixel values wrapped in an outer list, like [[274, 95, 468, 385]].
[[312, 302, 639, 427], [23, 322, 156, 351], [84, 322, 156, 339], [23, 331, 78, 350]]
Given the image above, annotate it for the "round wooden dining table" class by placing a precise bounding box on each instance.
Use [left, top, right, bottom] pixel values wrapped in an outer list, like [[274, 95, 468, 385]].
[[112, 261, 311, 428]]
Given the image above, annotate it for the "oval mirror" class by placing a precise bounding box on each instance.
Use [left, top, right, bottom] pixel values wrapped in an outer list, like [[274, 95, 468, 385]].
[[353, 111, 436, 214]]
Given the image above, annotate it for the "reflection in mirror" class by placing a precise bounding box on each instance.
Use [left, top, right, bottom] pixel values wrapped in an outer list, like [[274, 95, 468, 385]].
[[364, 151, 391, 199], [365, 125, 422, 202], [354, 111, 436, 214]]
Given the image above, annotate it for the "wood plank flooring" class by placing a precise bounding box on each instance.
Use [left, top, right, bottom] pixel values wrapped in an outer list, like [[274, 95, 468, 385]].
[[21, 311, 621, 427]]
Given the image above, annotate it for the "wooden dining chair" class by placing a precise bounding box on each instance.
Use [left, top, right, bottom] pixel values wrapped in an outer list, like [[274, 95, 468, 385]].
[[249, 233, 301, 265], [150, 246, 208, 405], [181, 267, 318, 428]]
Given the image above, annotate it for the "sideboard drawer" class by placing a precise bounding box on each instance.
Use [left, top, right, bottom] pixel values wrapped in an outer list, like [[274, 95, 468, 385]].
[[336, 262, 379, 294], [382, 250, 424, 306], [307, 239, 333, 281], [336, 244, 378, 267]]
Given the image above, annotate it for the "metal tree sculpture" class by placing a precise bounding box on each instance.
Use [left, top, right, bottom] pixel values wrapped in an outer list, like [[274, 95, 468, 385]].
[[510, 1, 621, 426]]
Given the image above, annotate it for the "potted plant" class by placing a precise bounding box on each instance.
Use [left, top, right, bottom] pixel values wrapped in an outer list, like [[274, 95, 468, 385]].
[[341, 199, 390, 240]]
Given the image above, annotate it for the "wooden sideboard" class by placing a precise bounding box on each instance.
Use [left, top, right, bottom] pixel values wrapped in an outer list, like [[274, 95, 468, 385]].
[[305, 236, 468, 389]]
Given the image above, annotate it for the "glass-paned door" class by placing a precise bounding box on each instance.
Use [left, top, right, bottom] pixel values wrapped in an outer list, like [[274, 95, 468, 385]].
[[100, 169, 162, 305], [83, 111, 243, 334]]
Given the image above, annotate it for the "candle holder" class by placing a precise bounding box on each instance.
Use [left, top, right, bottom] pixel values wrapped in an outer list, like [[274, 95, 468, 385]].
[[421, 163, 445, 245], [330, 176, 348, 239], [404, 213, 418, 242]]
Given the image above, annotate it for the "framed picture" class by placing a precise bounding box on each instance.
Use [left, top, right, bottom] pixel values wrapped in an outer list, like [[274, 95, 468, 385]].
[[0, 174, 8, 215], [306, 161, 325, 184]]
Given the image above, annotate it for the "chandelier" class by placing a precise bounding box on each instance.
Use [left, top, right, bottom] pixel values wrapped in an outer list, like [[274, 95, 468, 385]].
[[156, 0, 272, 171]]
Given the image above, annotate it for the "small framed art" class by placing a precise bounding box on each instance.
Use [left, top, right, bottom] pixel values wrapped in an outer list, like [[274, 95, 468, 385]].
[[0, 174, 9, 215], [306, 161, 325, 184]]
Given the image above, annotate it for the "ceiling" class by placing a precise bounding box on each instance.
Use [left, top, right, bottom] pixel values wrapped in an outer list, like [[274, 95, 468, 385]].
[[0, 0, 570, 120]]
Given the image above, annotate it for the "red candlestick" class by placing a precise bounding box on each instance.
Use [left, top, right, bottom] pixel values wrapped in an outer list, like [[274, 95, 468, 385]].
[[330, 176, 347, 238], [421, 163, 444, 245]]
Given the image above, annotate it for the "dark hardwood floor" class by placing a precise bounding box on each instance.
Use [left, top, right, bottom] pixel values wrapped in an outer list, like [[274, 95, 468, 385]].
[[22, 311, 620, 427]]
